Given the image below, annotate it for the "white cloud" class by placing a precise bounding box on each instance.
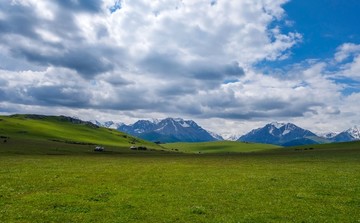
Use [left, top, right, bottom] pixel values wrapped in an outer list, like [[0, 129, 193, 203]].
[[335, 43, 360, 62], [1, 0, 359, 135], [333, 43, 360, 80]]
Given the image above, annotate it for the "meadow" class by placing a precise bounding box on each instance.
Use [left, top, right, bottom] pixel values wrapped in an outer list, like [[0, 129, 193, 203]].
[[1, 145, 359, 222], [0, 115, 360, 222], [162, 141, 281, 153]]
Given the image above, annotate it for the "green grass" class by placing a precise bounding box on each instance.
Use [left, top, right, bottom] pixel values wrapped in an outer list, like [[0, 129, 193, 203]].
[[0, 114, 163, 154], [0, 114, 359, 222], [0, 147, 359, 223], [162, 141, 281, 153]]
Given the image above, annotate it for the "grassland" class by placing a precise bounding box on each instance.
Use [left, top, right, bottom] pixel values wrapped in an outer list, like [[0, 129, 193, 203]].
[[0, 115, 360, 222], [0, 114, 162, 154], [162, 141, 281, 153], [1, 146, 359, 223]]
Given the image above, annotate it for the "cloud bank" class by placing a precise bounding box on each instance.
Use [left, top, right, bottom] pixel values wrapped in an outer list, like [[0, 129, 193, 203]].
[[0, 0, 359, 134]]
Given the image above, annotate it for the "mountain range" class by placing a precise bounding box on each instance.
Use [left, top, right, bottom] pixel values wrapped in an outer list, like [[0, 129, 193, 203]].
[[330, 126, 360, 142], [238, 123, 360, 146], [91, 119, 360, 146], [238, 122, 320, 146], [92, 118, 222, 143]]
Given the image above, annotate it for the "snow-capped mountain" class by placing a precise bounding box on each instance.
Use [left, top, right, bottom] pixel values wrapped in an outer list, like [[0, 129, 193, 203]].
[[89, 120, 124, 129], [118, 120, 157, 135], [222, 133, 242, 141], [207, 131, 224, 141], [318, 132, 338, 139], [117, 118, 221, 143], [331, 126, 360, 142], [238, 122, 317, 146]]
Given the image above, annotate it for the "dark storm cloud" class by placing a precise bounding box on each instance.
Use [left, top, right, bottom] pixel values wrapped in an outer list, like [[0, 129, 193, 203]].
[[0, 3, 80, 41], [0, 88, 6, 101], [155, 81, 199, 97], [0, 4, 38, 38], [194, 96, 325, 120], [14, 47, 115, 77], [0, 84, 90, 108], [95, 87, 167, 111], [252, 100, 289, 111], [96, 25, 109, 39], [157, 85, 198, 97], [139, 52, 184, 76], [27, 86, 91, 107], [205, 109, 304, 120], [101, 74, 133, 86], [192, 62, 245, 80], [139, 52, 245, 82], [0, 1, 117, 77]]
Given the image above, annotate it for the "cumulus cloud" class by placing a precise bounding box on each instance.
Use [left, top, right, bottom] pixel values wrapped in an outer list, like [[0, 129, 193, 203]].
[[1, 0, 359, 135], [335, 43, 360, 62]]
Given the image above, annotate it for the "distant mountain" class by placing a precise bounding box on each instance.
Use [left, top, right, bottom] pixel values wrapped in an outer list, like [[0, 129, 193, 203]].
[[89, 120, 124, 129], [208, 131, 224, 141], [118, 120, 157, 135], [238, 122, 317, 146], [117, 118, 220, 143], [222, 133, 242, 141], [331, 126, 360, 142], [318, 132, 338, 139]]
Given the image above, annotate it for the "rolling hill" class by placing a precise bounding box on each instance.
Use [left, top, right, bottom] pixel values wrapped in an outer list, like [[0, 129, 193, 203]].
[[0, 114, 162, 154]]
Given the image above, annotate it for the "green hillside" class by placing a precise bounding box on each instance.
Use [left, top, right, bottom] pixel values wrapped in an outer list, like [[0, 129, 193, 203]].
[[0, 114, 162, 154], [288, 140, 360, 151], [162, 141, 281, 154]]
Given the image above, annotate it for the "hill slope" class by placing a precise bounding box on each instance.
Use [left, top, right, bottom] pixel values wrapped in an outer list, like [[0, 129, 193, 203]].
[[162, 141, 281, 154], [0, 114, 162, 154]]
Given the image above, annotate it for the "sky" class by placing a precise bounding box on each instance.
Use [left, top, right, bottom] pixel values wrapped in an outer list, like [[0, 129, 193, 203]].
[[0, 0, 360, 136]]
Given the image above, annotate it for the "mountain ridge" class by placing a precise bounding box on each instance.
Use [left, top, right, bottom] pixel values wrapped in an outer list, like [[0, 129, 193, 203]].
[[238, 122, 318, 146], [91, 118, 360, 145], [116, 118, 220, 143]]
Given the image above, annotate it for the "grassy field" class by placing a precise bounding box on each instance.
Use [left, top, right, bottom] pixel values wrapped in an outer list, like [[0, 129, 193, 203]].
[[0, 114, 162, 154], [1, 143, 359, 222], [0, 115, 360, 222], [162, 141, 281, 153]]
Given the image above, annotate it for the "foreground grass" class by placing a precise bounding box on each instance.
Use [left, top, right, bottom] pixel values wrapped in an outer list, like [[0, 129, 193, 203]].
[[1, 147, 359, 222], [162, 141, 281, 153]]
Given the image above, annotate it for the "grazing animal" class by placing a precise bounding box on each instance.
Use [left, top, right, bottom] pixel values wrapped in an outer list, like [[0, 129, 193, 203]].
[[130, 146, 147, 150], [94, 146, 105, 152]]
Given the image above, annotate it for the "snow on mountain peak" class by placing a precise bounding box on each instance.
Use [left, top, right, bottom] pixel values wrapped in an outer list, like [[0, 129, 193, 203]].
[[89, 120, 124, 129], [318, 132, 338, 139], [151, 118, 161, 124], [346, 125, 360, 139], [222, 133, 241, 141], [270, 122, 286, 129], [207, 131, 224, 140], [179, 122, 190, 128], [173, 118, 185, 122]]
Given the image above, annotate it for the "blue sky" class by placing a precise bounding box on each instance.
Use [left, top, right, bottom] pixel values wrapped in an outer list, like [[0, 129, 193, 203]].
[[258, 0, 360, 96], [283, 0, 360, 63], [0, 0, 359, 135]]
